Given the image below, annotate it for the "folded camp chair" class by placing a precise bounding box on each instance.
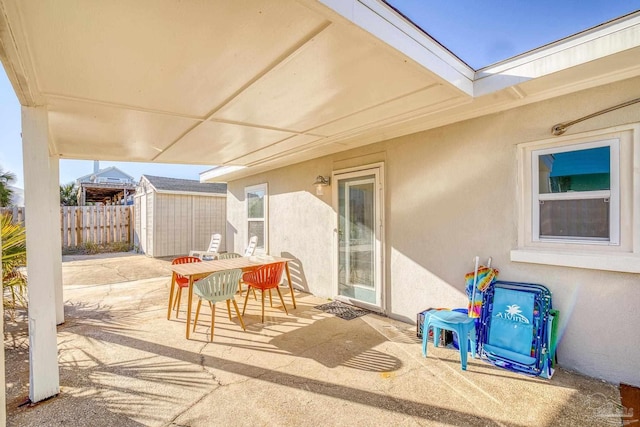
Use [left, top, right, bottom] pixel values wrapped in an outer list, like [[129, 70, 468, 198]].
[[192, 268, 246, 341], [189, 233, 222, 260], [478, 281, 555, 378]]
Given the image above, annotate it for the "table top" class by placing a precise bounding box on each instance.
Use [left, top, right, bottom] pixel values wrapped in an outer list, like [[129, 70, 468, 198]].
[[170, 255, 292, 277]]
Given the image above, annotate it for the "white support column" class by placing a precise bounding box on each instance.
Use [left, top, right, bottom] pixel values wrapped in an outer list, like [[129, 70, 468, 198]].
[[22, 106, 60, 402], [49, 158, 64, 325]]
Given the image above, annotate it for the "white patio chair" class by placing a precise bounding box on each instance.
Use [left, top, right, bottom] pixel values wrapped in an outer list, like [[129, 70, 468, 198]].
[[189, 233, 222, 260], [244, 235, 258, 256]]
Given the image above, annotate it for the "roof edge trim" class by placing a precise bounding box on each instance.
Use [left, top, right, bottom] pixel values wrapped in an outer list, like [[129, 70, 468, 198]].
[[474, 11, 640, 96], [317, 0, 474, 96], [200, 165, 246, 183], [153, 189, 226, 197]]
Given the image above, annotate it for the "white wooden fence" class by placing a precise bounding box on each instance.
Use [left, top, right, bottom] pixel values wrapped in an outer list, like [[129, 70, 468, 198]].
[[1, 205, 134, 248]]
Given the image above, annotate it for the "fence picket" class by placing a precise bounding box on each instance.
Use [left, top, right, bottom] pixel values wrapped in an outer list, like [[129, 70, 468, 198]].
[[1, 205, 133, 249]]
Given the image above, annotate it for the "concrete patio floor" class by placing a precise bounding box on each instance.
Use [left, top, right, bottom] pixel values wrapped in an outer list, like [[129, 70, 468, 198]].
[[4, 254, 625, 426]]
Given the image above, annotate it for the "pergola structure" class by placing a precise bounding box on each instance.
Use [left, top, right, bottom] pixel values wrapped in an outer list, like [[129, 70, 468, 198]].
[[76, 182, 135, 206], [0, 0, 639, 414]]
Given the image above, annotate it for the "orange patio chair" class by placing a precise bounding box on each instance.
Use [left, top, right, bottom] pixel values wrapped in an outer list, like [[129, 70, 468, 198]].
[[241, 262, 288, 323], [169, 256, 201, 319]]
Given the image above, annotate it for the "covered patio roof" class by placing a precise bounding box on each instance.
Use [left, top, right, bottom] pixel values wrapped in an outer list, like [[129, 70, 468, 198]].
[[1, 0, 639, 182]]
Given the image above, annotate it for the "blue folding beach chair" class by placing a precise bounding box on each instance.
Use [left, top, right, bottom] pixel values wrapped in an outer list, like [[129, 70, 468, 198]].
[[478, 281, 556, 378]]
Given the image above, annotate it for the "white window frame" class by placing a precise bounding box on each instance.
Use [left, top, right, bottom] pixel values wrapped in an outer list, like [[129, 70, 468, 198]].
[[512, 124, 640, 273], [245, 183, 268, 254], [531, 138, 620, 245]]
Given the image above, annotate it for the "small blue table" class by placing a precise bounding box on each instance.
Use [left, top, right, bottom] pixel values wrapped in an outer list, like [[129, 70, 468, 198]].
[[421, 310, 476, 370]]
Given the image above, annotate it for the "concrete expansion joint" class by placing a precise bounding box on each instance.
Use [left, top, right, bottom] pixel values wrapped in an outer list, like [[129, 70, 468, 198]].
[[165, 386, 217, 427], [104, 263, 130, 283], [164, 353, 224, 427], [196, 344, 223, 387]]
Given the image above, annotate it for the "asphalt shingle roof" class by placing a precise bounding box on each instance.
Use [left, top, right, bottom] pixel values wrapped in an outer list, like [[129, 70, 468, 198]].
[[142, 175, 227, 194]]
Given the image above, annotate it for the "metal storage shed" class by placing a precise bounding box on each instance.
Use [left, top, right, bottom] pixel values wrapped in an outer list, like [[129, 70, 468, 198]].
[[134, 175, 227, 257]]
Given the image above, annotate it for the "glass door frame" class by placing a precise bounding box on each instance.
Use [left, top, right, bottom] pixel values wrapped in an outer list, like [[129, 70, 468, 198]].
[[332, 163, 385, 313]]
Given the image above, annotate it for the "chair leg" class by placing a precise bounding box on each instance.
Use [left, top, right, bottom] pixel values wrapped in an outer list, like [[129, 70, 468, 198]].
[[421, 324, 429, 357], [275, 287, 288, 315], [268, 289, 273, 307], [167, 279, 176, 320], [237, 280, 243, 297], [242, 286, 251, 316], [172, 288, 179, 309], [193, 299, 202, 332], [210, 303, 216, 342], [252, 288, 257, 300], [226, 300, 232, 321], [261, 290, 265, 323], [231, 299, 246, 331], [175, 287, 183, 318]]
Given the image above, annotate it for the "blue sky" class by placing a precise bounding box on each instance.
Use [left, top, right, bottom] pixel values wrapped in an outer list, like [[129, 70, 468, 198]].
[[386, 1, 640, 69], [1, 3, 639, 189]]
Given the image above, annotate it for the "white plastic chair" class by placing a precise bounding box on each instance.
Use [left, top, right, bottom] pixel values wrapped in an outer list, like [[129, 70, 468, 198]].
[[189, 233, 222, 260], [244, 235, 258, 256], [192, 268, 246, 341]]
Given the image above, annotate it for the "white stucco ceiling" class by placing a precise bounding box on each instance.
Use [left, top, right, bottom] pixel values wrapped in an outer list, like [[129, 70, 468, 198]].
[[1, 0, 639, 181]]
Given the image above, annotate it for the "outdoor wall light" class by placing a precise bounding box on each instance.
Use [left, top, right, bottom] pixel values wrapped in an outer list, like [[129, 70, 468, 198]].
[[313, 175, 331, 195]]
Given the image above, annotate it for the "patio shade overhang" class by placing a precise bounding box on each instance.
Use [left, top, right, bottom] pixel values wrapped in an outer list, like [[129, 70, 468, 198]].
[[0, 0, 639, 182]]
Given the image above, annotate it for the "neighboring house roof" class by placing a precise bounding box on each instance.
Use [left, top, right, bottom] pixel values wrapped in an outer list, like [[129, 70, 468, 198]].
[[76, 166, 136, 184], [141, 175, 227, 195]]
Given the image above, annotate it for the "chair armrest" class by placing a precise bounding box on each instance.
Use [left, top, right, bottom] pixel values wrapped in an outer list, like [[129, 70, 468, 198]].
[[242, 271, 256, 282], [189, 250, 218, 260]]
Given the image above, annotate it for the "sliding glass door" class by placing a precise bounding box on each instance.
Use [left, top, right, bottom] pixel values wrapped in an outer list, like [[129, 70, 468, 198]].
[[335, 166, 383, 310]]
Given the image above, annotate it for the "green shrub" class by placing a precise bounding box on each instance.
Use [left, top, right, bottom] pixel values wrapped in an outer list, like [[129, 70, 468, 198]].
[[62, 241, 133, 255], [2, 213, 27, 317]]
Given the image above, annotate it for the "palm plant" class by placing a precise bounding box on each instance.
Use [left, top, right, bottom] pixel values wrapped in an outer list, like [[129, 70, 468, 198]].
[[60, 182, 78, 206], [0, 167, 16, 207], [2, 212, 27, 318]]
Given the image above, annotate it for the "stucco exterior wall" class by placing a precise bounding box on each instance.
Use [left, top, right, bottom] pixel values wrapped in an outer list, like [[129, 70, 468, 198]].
[[227, 166, 335, 297], [226, 76, 640, 387]]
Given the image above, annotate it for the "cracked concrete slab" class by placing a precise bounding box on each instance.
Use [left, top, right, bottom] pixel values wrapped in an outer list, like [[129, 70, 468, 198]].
[[4, 254, 625, 426]]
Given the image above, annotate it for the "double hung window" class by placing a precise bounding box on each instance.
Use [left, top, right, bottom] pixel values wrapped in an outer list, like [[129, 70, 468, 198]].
[[513, 125, 640, 273], [532, 139, 619, 244], [245, 183, 268, 253]]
